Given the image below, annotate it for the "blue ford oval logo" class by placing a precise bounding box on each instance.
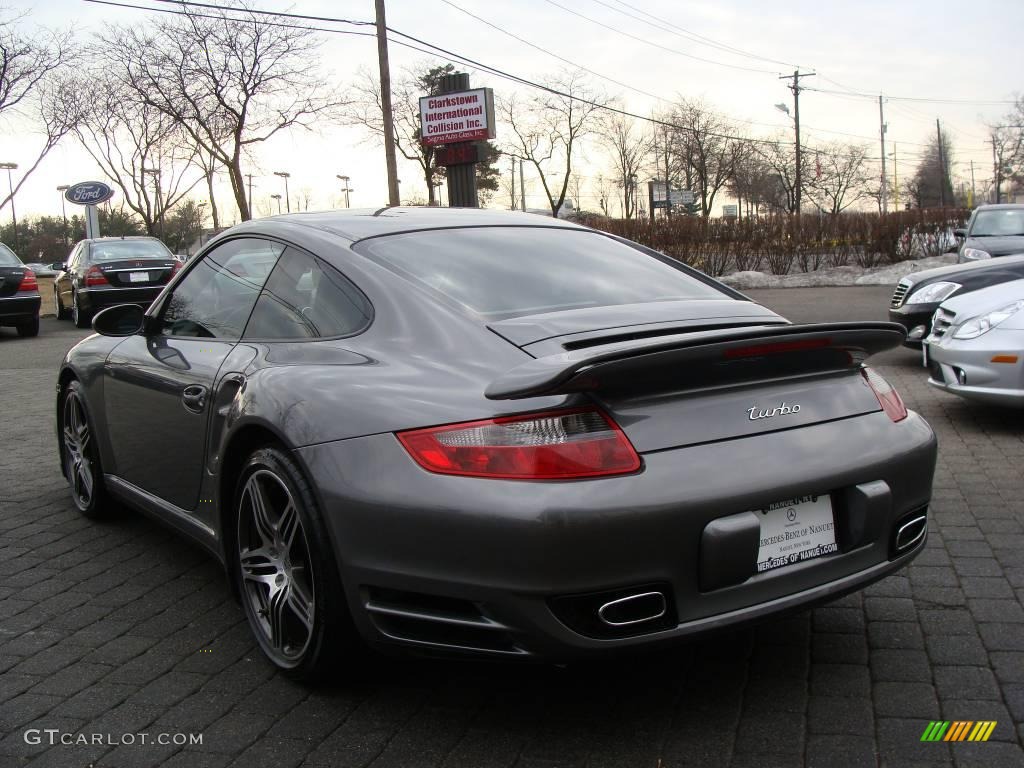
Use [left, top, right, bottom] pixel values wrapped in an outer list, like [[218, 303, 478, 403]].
[[65, 181, 115, 205]]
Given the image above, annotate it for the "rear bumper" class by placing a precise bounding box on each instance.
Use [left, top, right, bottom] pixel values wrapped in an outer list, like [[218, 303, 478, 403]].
[[78, 286, 165, 312], [0, 294, 41, 322], [888, 305, 936, 348], [297, 410, 937, 659]]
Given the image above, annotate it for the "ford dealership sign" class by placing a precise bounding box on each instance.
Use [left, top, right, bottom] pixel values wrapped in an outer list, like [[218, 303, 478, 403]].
[[65, 181, 115, 205]]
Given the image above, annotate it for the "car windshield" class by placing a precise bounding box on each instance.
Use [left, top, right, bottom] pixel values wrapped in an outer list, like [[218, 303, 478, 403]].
[[90, 240, 172, 261], [0, 243, 21, 266], [970, 209, 1024, 237], [355, 226, 725, 319]]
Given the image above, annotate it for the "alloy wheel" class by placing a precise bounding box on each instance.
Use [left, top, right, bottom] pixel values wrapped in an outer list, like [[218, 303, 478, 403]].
[[237, 469, 316, 664], [62, 391, 95, 509]]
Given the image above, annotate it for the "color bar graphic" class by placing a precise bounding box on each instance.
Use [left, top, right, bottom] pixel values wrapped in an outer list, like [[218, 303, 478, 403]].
[[920, 721, 996, 742]]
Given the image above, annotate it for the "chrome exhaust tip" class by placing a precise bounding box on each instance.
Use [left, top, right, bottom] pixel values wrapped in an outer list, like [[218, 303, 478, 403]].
[[895, 514, 928, 552], [597, 591, 667, 627]]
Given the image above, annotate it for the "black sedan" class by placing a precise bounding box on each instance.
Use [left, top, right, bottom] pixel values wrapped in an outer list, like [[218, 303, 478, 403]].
[[57, 208, 937, 679], [889, 253, 1024, 347], [53, 236, 180, 328], [0, 242, 41, 337], [955, 203, 1024, 263]]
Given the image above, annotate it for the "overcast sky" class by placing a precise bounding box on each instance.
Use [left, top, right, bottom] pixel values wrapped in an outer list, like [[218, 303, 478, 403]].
[[2, 0, 1022, 222]]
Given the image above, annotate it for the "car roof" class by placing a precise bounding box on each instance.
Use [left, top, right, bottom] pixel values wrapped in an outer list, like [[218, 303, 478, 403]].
[[972, 204, 1024, 212], [81, 236, 163, 244], [904, 252, 1024, 283], [226, 207, 587, 242]]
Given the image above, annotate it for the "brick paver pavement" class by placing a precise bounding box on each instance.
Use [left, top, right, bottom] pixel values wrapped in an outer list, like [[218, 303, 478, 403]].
[[1, 287, 1022, 768]]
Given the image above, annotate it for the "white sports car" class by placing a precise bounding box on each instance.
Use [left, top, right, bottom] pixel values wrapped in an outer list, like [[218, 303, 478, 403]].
[[923, 278, 1024, 406]]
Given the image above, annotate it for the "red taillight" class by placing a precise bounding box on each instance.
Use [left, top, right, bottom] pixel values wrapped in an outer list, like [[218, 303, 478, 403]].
[[863, 367, 908, 422], [170, 260, 182, 277], [724, 338, 831, 359], [18, 268, 37, 292], [85, 265, 108, 287], [397, 408, 641, 480]]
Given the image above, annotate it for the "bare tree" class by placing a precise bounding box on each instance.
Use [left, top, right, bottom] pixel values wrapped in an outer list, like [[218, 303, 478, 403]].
[[98, 2, 344, 221], [807, 142, 872, 215], [74, 74, 200, 235], [593, 173, 614, 217], [910, 129, 954, 207], [499, 72, 607, 217], [0, 11, 75, 209], [755, 135, 807, 214], [603, 113, 650, 219], [667, 99, 742, 217]]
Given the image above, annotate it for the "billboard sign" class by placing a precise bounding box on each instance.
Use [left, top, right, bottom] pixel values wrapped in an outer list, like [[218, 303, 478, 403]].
[[649, 182, 695, 209], [420, 89, 495, 146], [65, 181, 115, 206], [722, 204, 739, 218]]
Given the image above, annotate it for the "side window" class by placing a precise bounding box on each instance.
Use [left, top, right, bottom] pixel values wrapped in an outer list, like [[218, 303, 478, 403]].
[[243, 248, 372, 340], [67, 245, 81, 271], [159, 238, 284, 339]]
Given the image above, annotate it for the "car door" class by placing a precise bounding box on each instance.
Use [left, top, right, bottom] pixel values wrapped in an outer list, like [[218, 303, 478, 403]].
[[59, 244, 81, 306], [103, 237, 284, 510]]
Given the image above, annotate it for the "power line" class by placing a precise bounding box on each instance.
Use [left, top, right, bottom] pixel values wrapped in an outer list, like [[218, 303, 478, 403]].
[[808, 86, 1016, 106], [596, 0, 798, 68], [540, 0, 779, 75]]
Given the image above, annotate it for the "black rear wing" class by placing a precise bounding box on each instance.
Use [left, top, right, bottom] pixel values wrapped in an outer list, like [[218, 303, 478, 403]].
[[485, 322, 906, 400]]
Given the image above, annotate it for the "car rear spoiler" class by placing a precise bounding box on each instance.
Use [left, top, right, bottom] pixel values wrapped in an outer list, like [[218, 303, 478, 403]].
[[485, 322, 907, 400]]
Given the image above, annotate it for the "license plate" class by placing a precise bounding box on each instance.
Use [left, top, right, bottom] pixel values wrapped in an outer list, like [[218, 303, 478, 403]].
[[129, 271, 149, 283], [922, 342, 929, 368], [755, 495, 837, 574]]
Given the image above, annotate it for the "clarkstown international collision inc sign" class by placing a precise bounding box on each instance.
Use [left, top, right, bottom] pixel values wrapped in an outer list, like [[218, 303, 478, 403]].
[[419, 89, 495, 146]]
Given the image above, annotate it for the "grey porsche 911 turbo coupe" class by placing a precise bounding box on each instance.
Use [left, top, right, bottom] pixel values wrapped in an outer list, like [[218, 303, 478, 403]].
[[57, 208, 936, 680]]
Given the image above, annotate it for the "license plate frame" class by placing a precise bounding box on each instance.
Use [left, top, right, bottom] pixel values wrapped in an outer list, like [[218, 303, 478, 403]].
[[128, 271, 149, 283], [755, 494, 838, 574]]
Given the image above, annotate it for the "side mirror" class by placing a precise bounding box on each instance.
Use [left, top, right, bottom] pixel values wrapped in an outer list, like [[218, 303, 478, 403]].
[[92, 304, 145, 337], [953, 228, 967, 238], [50, 262, 66, 271]]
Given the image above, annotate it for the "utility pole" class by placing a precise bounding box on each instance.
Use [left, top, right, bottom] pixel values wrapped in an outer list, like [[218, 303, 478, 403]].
[[663, 127, 671, 220], [970, 160, 976, 208], [878, 95, 888, 213], [510, 156, 516, 210], [375, 0, 401, 207], [990, 135, 1001, 204], [336, 175, 353, 208], [245, 174, 253, 215], [936, 119, 947, 207], [780, 70, 815, 217], [889, 144, 899, 210], [519, 158, 525, 212]]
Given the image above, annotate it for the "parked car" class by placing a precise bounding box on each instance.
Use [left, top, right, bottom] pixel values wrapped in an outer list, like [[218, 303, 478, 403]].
[[955, 203, 1024, 263], [923, 278, 1024, 407], [56, 208, 936, 680], [0, 242, 41, 337], [53, 236, 179, 328], [888, 253, 1024, 347]]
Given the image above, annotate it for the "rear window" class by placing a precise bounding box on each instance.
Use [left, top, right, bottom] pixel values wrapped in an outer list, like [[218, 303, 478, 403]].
[[0, 243, 21, 266], [89, 240, 173, 261], [354, 227, 724, 319]]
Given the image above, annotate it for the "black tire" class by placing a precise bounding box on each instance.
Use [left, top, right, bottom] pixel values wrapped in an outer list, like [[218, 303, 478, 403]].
[[16, 316, 39, 337], [232, 446, 362, 682], [72, 291, 91, 329], [59, 380, 111, 518], [55, 290, 70, 320]]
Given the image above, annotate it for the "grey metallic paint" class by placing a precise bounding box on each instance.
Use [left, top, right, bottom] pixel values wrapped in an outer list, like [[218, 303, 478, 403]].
[[57, 208, 938, 659]]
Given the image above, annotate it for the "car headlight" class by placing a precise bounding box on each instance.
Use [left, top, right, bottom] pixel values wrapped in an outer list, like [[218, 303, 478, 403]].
[[961, 247, 991, 261], [952, 299, 1024, 339], [906, 281, 962, 304]]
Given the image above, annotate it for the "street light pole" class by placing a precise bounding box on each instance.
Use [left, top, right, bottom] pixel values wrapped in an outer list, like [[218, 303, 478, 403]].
[[336, 175, 353, 208], [779, 70, 815, 217], [274, 171, 291, 213], [57, 185, 70, 245], [1, 162, 19, 253], [271, 194, 282, 215], [142, 167, 164, 241], [887, 145, 899, 210]]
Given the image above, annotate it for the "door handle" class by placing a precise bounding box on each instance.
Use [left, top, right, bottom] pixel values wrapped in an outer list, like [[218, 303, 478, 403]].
[[182, 384, 208, 413]]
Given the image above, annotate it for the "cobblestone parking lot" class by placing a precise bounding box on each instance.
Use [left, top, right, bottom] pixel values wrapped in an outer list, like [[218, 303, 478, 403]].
[[1, 286, 1022, 768]]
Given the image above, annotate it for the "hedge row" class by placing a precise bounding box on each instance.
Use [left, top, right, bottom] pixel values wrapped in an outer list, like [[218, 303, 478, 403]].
[[582, 209, 970, 276]]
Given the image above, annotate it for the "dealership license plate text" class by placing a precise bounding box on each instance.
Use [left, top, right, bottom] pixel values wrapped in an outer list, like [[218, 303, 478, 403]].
[[129, 271, 149, 283], [755, 495, 837, 573]]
